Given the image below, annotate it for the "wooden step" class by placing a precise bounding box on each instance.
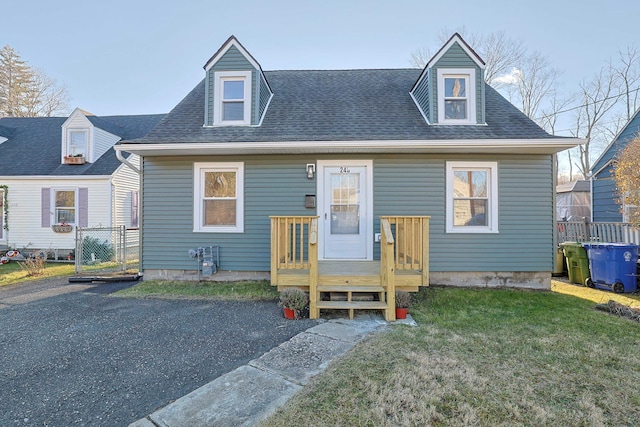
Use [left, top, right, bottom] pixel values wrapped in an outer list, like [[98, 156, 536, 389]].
[[315, 301, 388, 310], [317, 285, 384, 293]]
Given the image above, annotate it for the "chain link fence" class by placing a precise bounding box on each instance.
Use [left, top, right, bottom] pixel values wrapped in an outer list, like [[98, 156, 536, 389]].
[[75, 226, 139, 275]]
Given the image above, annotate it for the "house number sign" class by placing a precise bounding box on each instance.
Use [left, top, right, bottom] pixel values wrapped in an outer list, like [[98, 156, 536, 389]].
[[339, 167, 351, 173]]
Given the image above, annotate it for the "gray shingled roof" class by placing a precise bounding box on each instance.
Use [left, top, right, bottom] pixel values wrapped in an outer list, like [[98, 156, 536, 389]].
[[125, 69, 554, 145], [0, 114, 164, 176]]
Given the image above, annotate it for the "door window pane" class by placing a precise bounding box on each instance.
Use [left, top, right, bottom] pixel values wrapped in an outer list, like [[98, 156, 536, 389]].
[[331, 205, 359, 234], [330, 172, 360, 235]]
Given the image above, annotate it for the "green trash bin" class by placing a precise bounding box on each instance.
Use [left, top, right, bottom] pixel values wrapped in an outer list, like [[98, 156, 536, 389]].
[[561, 242, 590, 285]]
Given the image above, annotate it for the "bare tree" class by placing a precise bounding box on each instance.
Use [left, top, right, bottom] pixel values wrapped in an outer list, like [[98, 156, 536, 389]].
[[409, 29, 525, 85], [571, 65, 621, 179], [0, 45, 68, 117], [612, 46, 640, 121], [499, 51, 560, 120]]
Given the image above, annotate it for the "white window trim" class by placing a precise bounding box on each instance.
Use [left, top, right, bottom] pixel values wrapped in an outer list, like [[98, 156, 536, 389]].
[[213, 71, 252, 126], [65, 129, 90, 161], [193, 162, 244, 233], [437, 68, 476, 124], [446, 161, 498, 233], [51, 188, 78, 226]]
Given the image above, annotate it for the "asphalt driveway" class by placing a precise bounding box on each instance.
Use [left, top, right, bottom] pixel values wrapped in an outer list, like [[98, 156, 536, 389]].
[[0, 278, 317, 426]]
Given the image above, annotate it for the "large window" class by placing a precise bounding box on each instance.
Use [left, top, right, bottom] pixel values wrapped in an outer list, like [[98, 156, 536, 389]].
[[194, 162, 244, 232], [213, 71, 252, 125], [54, 189, 76, 224], [437, 69, 476, 124], [446, 162, 498, 233]]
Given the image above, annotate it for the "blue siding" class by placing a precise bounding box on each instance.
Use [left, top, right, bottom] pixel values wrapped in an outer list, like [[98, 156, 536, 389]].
[[591, 110, 640, 220], [257, 72, 272, 123], [143, 154, 554, 273], [592, 167, 623, 221], [592, 111, 640, 173], [411, 70, 432, 122]]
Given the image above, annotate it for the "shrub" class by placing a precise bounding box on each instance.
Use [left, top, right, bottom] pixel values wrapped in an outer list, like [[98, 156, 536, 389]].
[[395, 290, 413, 308]]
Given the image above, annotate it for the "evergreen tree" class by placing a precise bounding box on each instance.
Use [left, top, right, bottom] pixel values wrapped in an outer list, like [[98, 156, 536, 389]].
[[0, 45, 68, 117]]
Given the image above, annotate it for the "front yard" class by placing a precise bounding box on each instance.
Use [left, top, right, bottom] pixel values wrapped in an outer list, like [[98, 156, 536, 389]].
[[261, 283, 640, 426], [0, 261, 75, 287]]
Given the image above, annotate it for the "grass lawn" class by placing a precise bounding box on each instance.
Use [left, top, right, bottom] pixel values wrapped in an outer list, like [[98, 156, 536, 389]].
[[115, 279, 280, 301], [261, 286, 640, 426], [0, 261, 75, 287]]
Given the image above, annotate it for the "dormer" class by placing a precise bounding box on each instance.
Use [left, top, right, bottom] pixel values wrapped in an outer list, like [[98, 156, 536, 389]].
[[203, 36, 273, 127], [61, 108, 123, 164], [410, 33, 486, 125]]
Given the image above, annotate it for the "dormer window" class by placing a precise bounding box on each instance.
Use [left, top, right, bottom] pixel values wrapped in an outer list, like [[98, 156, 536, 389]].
[[437, 68, 476, 124], [69, 130, 87, 156], [213, 71, 252, 126]]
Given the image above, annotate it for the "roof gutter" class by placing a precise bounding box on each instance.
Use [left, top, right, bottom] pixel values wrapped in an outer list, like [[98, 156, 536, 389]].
[[114, 137, 585, 157], [116, 149, 140, 175]]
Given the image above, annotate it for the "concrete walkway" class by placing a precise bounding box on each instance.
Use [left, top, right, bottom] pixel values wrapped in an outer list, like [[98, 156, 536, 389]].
[[130, 314, 416, 427]]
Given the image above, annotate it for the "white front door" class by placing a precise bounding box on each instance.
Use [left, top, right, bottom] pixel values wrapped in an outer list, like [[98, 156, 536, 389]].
[[318, 160, 372, 260]]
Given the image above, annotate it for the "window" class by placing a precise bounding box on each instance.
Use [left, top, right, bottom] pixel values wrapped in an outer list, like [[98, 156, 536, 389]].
[[446, 162, 498, 233], [213, 71, 252, 125], [54, 190, 76, 224], [131, 190, 139, 228], [437, 69, 476, 124], [68, 130, 88, 157], [194, 162, 244, 232]]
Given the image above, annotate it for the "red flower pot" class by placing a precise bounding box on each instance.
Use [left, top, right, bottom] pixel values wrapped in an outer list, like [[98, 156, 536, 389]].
[[283, 307, 296, 319], [395, 307, 408, 320]]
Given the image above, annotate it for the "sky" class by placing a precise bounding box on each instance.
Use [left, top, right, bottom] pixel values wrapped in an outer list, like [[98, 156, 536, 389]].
[[3, 0, 640, 130]]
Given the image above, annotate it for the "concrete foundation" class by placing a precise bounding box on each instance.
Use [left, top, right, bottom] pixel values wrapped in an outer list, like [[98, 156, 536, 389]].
[[143, 269, 551, 290], [143, 269, 270, 282], [429, 271, 551, 290]]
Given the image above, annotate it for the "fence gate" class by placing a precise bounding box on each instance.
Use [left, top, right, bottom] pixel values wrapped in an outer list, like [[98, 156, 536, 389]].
[[75, 226, 140, 275]]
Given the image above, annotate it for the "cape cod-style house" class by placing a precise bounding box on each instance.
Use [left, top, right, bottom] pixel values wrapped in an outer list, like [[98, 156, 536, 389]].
[[116, 34, 581, 320], [0, 109, 163, 257]]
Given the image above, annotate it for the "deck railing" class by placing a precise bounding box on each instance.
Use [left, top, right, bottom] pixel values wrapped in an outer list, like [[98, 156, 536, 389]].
[[557, 220, 640, 245], [380, 218, 396, 320], [380, 216, 430, 286], [270, 216, 319, 286]]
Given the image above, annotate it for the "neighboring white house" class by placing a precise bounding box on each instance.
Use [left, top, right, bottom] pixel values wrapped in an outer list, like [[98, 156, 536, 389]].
[[0, 109, 164, 257]]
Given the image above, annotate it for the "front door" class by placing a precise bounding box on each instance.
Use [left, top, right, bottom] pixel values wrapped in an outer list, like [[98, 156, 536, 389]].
[[318, 160, 372, 260]]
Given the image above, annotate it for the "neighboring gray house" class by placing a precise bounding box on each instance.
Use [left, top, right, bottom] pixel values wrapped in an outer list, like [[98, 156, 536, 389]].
[[117, 33, 580, 291], [0, 109, 164, 254], [590, 108, 640, 222], [556, 180, 591, 221]]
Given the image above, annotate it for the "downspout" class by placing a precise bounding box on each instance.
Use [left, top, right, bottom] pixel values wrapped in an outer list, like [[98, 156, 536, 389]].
[[116, 148, 140, 175]]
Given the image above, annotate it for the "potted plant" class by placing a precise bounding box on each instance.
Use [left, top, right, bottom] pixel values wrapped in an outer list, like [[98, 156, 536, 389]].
[[52, 221, 73, 233], [395, 290, 413, 320], [278, 287, 308, 319], [64, 154, 85, 164]]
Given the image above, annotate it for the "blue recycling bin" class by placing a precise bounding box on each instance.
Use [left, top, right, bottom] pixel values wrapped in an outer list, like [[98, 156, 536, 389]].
[[582, 243, 639, 293]]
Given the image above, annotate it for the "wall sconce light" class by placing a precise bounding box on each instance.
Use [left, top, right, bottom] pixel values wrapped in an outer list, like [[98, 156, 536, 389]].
[[306, 163, 316, 179]]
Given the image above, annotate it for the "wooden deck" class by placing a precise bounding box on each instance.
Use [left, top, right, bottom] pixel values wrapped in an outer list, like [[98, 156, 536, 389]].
[[276, 261, 422, 291], [270, 216, 430, 321]]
